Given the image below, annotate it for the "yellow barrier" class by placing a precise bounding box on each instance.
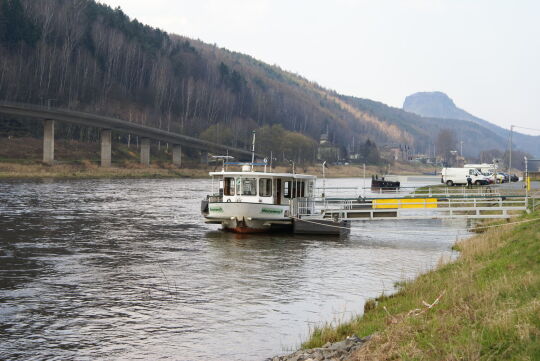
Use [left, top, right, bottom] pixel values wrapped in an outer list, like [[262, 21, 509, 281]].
[[527, 177, 531, 191], [373, 198, 438, 209]]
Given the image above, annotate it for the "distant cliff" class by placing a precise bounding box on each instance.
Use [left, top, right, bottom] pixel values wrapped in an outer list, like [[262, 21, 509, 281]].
[[404, 92, 477, 122], [403, 92, 540, 156]]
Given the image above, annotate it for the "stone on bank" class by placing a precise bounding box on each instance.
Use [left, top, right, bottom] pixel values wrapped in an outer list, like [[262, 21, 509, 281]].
[[267, 335, 370, 361]]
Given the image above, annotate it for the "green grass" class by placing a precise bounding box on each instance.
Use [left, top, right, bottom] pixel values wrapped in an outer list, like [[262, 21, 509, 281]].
[[303, 210, 540, 360]]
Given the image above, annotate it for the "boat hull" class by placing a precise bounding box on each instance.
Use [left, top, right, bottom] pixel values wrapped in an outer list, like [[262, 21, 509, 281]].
[[204, 202, 292, 233], [371, 179, 400, 190]]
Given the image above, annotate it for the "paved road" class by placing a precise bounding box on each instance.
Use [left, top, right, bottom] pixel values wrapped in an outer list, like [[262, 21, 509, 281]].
[[496, 180, 540, 191]]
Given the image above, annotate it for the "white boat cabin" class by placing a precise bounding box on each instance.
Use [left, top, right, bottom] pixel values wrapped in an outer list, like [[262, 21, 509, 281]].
[[209, 169, 316, 206]]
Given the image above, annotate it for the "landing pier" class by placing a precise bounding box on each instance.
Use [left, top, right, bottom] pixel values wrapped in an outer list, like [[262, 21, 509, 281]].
[[288, 183, 535, 234]]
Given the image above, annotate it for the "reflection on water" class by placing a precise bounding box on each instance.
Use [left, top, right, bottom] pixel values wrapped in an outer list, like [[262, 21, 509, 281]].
[[0, 178, 468, 360]]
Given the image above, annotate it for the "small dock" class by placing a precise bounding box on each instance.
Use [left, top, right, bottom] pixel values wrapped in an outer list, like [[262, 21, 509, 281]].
[[289, 185, 532, 234]]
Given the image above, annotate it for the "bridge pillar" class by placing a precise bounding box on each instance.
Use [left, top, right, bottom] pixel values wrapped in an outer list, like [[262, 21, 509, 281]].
[[172, 144, 182, 167], [43, 119, 54, 164], [100, 129, 112, 167], [140, 138, 150, 166]]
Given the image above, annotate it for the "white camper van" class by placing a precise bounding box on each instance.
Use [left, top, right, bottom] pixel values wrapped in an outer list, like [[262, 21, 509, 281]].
[[441, 167, 489, 186]]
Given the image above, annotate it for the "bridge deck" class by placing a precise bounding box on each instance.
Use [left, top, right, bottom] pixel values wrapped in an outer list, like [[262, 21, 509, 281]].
[[0, 102, 260, 158]]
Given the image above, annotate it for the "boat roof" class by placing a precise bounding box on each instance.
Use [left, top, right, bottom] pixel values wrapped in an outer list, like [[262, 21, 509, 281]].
[[209, 171, 316, 179]]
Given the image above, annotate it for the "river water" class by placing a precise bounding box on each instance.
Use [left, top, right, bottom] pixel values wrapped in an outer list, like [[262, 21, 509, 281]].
[[0, 177, 469, 360]]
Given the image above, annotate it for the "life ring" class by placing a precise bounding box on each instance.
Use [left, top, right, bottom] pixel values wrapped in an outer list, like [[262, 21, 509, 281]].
[[227, 199, 232, 202]]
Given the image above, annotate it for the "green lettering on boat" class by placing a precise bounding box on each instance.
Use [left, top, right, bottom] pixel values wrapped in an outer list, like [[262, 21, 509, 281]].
[[209, 207, 223, 212], [261, 208, 283, 214]]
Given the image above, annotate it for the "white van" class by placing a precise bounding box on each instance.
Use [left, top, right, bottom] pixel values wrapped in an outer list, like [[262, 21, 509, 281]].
[[464, 164, 498, 184], [441, 167, 489, 186]]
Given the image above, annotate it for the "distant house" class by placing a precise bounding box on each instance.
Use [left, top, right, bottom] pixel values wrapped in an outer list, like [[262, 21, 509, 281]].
[[381, 144, 413, 162], [413, 154, 438, 164], [317, 132, 340, 162]]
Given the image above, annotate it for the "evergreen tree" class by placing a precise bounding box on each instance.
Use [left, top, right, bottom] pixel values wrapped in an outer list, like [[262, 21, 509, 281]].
[[0, 0, 40, 47]]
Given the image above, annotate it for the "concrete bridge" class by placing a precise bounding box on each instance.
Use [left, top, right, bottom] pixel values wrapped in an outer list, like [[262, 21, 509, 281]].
[[0, 102, 259, 167]]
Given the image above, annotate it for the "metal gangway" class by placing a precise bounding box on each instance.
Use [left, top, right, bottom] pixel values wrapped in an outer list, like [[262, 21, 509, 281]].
[[291, 185, 530, 221]]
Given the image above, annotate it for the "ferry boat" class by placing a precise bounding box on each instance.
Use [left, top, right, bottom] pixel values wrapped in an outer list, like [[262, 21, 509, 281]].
[[201, 162, 317, 233], [371, 174, 400, 190]]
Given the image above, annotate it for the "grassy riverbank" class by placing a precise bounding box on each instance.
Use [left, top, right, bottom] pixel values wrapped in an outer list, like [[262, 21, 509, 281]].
[[0, 162, 211, 179], [304, 210, 540, 360], [0, 161, 436, 180]]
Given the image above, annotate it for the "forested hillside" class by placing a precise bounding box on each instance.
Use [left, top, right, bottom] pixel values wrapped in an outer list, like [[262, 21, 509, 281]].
[[0, 0, 522, 163]]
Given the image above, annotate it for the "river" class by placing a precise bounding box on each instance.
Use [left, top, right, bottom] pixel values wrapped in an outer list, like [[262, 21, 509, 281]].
[[0, 177, 469, 360]]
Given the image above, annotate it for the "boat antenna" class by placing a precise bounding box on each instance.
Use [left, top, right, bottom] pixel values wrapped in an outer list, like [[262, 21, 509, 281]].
[[322, 161, 327, 199], [211, 155, 234, 172], [251, 130, 256, 171], [363, 163, 366, 198]]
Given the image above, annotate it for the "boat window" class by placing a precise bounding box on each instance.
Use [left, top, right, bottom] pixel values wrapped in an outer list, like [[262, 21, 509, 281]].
[[299, 181, 305, 197], [307, 181, 313, 196], [284, 181, 292, 198], [292, 180, 304, 198], [238, 178, 257, 196], [223, 177, 235, 196], [259, 178, 272, 197]]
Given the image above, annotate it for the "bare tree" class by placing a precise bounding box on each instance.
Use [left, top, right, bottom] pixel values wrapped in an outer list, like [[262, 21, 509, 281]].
[[436, 129, 457, 165]]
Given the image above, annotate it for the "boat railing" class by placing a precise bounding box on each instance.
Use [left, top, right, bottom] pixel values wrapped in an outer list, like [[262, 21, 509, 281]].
[[291, 197, 355, 217], [290, 194, 528, 221], [290, 197, 315, 217], [410, 185, 501, 198]]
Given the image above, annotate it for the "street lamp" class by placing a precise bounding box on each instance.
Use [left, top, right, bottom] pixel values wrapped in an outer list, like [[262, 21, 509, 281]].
[[509, 125, 514, 171]]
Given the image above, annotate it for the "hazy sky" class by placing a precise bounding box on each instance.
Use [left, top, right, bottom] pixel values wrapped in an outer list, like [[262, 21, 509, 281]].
[[99, 0, 540, 135]]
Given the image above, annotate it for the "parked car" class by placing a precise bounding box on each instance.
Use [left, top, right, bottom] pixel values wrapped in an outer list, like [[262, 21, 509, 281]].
[[497, 172, 509, 183], [483, 172, 496, 184], [510, 174, 519, 182]]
